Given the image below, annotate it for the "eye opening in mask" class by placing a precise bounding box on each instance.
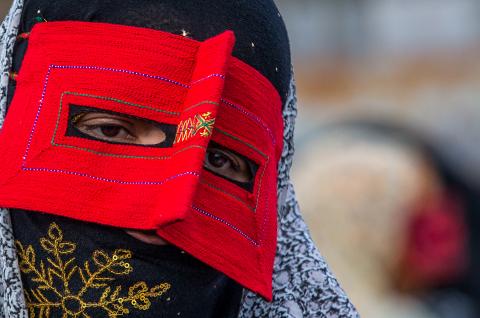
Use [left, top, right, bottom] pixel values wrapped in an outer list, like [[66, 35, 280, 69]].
[[67, 104, 178, 148], [67, 105, 258, 191], [204, 141, 259, 192]]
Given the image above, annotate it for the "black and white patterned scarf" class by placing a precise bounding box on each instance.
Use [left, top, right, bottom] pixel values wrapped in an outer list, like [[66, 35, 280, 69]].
[[0, 1, 359, 317]]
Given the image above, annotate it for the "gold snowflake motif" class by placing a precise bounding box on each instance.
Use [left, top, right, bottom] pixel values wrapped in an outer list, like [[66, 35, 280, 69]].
[[175, 112, 216, 143], [15, 223, 171, 318]]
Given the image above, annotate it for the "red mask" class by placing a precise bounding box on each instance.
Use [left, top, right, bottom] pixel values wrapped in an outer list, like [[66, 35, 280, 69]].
[[0, 21, 283, 300]]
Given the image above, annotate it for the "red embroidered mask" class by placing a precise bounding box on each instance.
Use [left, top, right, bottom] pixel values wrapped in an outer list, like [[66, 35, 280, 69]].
[[0, 22, 283, 300]]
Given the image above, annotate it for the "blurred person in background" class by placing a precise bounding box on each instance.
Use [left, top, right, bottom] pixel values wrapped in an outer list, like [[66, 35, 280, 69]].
[[293, 121, 479, 318]]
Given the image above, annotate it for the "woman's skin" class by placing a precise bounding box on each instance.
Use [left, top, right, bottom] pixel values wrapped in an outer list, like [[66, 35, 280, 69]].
[[75, 111, 254, 245]]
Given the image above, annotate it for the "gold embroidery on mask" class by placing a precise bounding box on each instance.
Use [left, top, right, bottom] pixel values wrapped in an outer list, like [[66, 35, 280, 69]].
[[194, 112, 215, 138], [15, 223, 171, 317], [175, 112, 216, 144]]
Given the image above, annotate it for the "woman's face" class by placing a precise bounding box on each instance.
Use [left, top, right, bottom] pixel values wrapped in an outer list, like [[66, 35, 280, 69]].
[[74, 110, 255, 245]]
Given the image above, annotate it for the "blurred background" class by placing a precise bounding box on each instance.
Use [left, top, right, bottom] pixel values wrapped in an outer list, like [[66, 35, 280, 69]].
[[1, 0, 480, 317], [275, 1, 480, 317]]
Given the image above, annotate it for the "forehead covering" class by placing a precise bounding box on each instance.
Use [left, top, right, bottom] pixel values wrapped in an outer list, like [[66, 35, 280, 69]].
[[0, 21, 283, 299], [16, 0, 292, 105]]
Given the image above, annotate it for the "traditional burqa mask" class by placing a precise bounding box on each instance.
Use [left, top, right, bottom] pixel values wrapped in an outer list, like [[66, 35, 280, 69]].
[[0, 1, 359, 317]]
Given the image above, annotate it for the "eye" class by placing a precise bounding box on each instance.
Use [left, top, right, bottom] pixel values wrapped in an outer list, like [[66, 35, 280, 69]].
[[207, 151, 230, 169], [72, 111, 167, 145], [75, 115, 137, 143], [93, 125, 125, 138], [204, 145, 254, 184], [84, 123, 133, 141]]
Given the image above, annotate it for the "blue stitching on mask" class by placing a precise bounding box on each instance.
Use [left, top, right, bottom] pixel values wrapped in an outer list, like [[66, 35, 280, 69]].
[[22, 66, 53, 166], [22, 167, 199, 185], [220, 99, 276, 146], [51, 65, 189, 87], [49, 65, 225, 88], [190, 73, 225, 85], [192, 205, 259, 246]]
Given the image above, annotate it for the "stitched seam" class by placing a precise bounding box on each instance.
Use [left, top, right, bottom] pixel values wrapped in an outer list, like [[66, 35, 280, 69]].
[[215, 128, 268, 158], [50, 66, 225, 88], [253, 156, 269, 213], [183, 100, 219, 113], [221, 99, 276, 146], [255, 156, 270, 246], [63, 91, 181, 116], [50, 65, 190, 88], [21, 167, 199, 185], [22, 66, 52, 167], [50, 91, 66, 147], [189, 73, 225, 85], [192, 205, 259, 246], [51, 143, 206, 160], [200, 180, 256, 211]]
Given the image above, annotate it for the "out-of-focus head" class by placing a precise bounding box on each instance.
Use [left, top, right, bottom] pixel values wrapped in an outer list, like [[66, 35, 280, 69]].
[[293, 121, 470, 315], [294, 125, 434, 275]]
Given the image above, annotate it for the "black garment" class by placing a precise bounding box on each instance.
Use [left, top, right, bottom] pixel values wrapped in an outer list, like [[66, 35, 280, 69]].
[[12, 210, 243, 318]]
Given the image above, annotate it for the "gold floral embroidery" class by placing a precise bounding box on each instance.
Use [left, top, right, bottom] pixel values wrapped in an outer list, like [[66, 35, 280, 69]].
[[15, 223, 171, 317], [175, 112, 216, 143]]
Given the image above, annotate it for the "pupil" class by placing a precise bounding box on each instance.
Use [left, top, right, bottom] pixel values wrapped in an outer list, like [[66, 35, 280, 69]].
[[209, 152, 228, 168], [100, 126, 121, 137]]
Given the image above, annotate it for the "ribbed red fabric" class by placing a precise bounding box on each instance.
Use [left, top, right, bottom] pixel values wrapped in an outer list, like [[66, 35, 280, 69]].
[[0, 21, 283, 299]]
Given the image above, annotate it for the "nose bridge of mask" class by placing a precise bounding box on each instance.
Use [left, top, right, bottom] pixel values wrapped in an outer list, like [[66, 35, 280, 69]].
[[0, 22, 234, 228], [156, 57, 284, 301]]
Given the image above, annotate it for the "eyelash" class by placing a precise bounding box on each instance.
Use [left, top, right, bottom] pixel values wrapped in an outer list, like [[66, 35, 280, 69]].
[[82, 123, 137, 142], [205, 148, 241, 170]]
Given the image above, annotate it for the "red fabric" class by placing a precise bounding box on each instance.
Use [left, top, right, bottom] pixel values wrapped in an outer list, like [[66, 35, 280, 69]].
[[402, 191, 468, 287], [0, 22, 283, 300]]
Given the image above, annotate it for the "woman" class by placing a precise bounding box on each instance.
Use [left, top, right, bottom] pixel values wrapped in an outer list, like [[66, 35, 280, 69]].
[[294, 121, 477, 318], [0, 0, 358, 317]]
